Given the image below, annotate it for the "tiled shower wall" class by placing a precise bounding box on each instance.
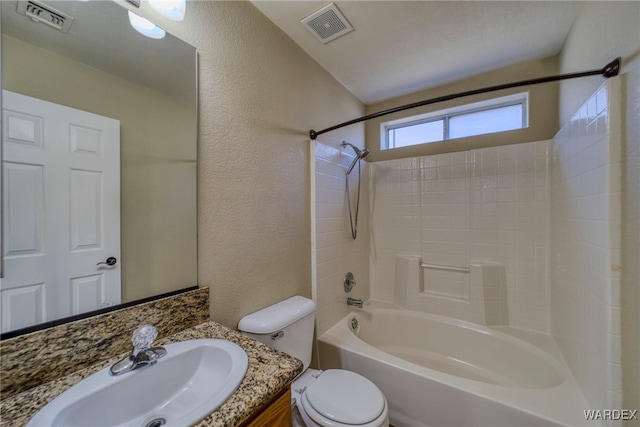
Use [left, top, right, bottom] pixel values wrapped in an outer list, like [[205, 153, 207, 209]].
[[550, 80, 622, 411], [370, 141, 550, 332], [312, 140, 370, 336]]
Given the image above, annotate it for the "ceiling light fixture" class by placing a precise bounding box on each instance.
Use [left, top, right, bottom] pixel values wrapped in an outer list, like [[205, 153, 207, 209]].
[[148, 0, 186, 22], [128, 10, 166, 39]]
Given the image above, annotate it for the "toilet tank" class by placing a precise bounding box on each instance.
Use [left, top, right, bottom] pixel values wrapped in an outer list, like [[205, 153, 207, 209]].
[[238, 296, 316, 370]]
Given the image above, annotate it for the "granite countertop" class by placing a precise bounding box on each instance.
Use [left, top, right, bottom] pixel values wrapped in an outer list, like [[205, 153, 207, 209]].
[[0, 321, 303, 427]]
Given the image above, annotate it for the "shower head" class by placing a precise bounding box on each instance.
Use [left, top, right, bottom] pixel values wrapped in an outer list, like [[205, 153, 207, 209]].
[[342, 141, 370, 174], [342, 141, 369, 157]]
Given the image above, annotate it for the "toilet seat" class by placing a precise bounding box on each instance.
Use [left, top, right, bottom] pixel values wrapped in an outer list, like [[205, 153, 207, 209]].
[[300, 369, 387, 427]]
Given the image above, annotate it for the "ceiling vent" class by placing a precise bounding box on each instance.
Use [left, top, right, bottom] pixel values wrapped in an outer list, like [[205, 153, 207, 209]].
[[301, 3, 353, 44], [16, 0, 74, 33]]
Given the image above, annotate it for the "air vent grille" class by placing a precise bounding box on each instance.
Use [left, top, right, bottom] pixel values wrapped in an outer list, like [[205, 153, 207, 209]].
[[301, 3, 353, 44], [16, 0, 74, 33]]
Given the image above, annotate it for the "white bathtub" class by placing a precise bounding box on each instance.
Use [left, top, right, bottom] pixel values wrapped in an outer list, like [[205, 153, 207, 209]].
[[318, 305, 597, 427]]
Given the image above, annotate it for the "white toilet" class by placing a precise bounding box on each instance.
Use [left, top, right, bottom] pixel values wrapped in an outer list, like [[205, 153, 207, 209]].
[[238, 296, 389, 427]]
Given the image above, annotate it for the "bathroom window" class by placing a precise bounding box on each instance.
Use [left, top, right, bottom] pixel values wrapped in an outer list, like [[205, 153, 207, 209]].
[[382, 93, 528, 150]]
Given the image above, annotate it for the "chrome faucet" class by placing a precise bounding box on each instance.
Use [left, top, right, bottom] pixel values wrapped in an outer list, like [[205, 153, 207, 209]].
[[110, 324, 167, 376], [347, 297, 363, 308]]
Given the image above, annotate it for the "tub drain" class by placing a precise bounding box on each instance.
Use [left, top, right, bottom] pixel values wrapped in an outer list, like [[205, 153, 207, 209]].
[[144, 418, 166, 427], [350, 317, 358, 330]]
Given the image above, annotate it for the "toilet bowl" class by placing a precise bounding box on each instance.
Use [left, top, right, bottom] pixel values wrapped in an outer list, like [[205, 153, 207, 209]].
[[292, 369, 389, 427], [238, 296, 389, 427]]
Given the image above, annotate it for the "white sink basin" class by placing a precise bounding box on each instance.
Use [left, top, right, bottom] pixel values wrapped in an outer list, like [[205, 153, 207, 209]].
[[27, 339, 248, 427]]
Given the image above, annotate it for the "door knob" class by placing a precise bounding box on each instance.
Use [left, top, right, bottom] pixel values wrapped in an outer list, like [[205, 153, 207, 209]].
[[97, 257, 117, 266]]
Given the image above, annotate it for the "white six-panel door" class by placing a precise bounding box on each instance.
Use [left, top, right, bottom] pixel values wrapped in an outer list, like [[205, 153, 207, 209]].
[[1, 90, 121, 332]]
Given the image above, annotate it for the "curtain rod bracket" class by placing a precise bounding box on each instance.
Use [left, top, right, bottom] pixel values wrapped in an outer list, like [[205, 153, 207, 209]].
[[309, 57, 621, 141], [603, 57, 621, 78]]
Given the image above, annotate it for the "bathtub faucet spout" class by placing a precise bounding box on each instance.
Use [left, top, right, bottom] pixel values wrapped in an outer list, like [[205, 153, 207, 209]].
[[347, 297, 363, 309]]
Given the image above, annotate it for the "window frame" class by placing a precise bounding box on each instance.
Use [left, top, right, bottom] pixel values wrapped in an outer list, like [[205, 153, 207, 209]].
[[381, 92, 529, 150]]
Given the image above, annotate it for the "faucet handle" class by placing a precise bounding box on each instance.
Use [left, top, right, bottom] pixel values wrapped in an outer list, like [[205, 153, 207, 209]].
[[132, 324, 158, 356]]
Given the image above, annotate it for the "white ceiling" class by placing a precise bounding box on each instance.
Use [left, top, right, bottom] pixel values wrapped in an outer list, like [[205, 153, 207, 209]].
[[251, 1, 583, 105]]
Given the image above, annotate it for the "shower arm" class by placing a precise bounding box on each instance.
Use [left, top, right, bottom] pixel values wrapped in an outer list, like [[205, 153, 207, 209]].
[[309, 57, 620, 141]]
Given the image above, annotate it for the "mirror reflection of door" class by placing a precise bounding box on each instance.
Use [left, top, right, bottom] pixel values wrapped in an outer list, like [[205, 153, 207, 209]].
[[1, 90, 121, 332]]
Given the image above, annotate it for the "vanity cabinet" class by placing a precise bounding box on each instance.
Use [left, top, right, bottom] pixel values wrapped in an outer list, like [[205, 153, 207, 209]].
[[243, 385, 291, 427]]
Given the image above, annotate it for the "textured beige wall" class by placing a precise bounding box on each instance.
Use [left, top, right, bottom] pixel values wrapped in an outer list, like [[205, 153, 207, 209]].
[[558, 1, 640, 420], [364, 56, 559, 162], [2, 35, 197, 303], [128, 1, 364, 328]]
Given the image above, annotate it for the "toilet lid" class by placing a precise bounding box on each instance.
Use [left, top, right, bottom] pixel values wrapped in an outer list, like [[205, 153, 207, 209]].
[[304, 369, 385, 425]]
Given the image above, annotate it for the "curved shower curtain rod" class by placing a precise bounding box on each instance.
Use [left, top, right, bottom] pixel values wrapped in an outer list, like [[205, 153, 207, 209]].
[[309, 57, 621, 141]]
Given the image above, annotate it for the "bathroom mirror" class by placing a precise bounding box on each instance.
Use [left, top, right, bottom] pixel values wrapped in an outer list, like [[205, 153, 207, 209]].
[[0, 0, 198, 336]]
